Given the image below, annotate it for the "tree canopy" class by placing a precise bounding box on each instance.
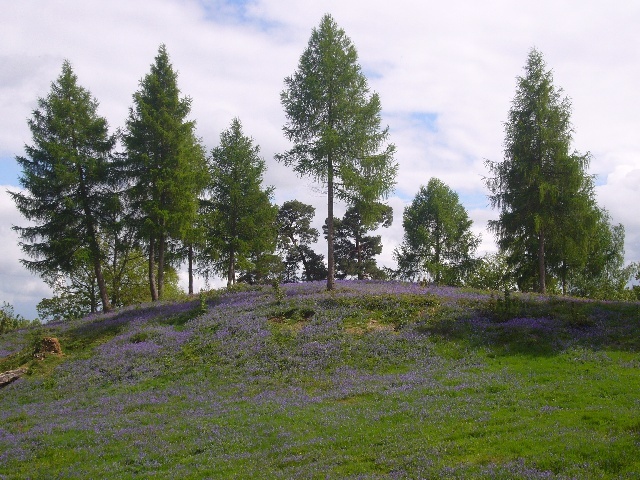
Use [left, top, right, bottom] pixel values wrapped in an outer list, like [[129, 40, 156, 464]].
[[9, 41, 639, 320], [325, 202, 392, 280], [485, 48, 596, 294], [10, 61, 116, 312], [122, 44, 207, 301], [395, 178, 479, 285], [200, 118, 277, 287], [276, 200, 327, 282]]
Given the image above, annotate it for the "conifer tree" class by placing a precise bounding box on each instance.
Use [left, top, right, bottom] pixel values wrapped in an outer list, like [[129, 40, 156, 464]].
[[122, 45, 207, 300], [201, 118, 277, 287], [395, 178, 479, 285], [278, 14, 397, 290], [485, 48, 594, 293], [276, 200, 327, 282], [11, 61, 115, 312], [324, 202, 392, 280]]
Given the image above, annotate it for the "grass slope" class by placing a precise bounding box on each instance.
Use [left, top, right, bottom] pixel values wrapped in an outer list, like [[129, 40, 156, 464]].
[[1, 280, 639, 479]]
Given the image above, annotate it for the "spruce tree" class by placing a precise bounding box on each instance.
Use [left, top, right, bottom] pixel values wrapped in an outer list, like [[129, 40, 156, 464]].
[[10, 61, 115, 312], [122, 45, 207, 300]]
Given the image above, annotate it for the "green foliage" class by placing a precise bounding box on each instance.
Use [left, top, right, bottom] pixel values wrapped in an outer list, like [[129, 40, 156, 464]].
[[122, 44, 207, 300], [485, 48, 596, 294], [483, 290, 544, 323], [0, 302, 36, 335], [10, 61, 116, 311], [37, 260, 183, 322], [268, 305, 315, 324], [198, 291, 209, 315], [278, 14, 397, 289], [37, 285, 89, 322], [465, 252, 515, 291], [200, 118, 277, 287], [395, 178, 479, 285], [326, 293, 438, 330], [325, 202, 392, 280], [276, 200, 327, 282], [271, 279, 285, 304], [157, 303, 207, 329], [565, 216, 636, 300]]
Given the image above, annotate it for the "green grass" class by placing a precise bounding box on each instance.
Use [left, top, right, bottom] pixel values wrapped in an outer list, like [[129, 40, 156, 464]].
[[1, 281, 639, 478]]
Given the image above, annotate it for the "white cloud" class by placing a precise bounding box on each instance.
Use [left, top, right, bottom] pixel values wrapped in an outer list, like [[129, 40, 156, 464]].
[[0, 188, 52, 319], [596, 166, 640, 261], [1, 0, 639, 315]]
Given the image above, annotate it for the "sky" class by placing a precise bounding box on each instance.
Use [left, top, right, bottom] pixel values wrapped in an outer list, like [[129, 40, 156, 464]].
[[1, 0, 639, 319]]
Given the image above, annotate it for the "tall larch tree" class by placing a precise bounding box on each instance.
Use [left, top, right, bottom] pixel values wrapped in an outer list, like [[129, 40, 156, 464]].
[[278, 14, 397, 290], [10, 61, 115, 313], [122, 45, 207, 301], [201, 118, 277, 287], [485, 48, 593, 294]]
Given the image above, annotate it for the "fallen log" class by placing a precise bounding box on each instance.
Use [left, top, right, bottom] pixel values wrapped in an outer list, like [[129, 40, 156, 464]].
[[0, 367, 27, 388]]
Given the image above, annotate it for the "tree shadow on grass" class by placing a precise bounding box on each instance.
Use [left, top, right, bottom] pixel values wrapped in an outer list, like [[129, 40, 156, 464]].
[[61, 300, 202, 353], [416, 296, 640, 357]]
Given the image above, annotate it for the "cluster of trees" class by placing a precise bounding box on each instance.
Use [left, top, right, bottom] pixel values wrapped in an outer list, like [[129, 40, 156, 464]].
[[0, 302, 39, 335], [9, 16, 398, 321], [7, 16, 638, 322]]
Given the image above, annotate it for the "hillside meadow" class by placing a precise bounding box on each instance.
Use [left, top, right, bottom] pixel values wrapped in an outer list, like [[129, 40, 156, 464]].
[[1, 280, 639, 479]]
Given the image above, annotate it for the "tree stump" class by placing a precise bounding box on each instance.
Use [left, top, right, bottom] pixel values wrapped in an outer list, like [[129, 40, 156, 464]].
[[34, 336, 63, 359]]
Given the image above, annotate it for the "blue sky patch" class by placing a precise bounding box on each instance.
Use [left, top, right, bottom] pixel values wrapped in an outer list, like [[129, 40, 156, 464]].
[[363, 68, 383, 81], [594, 173, 607, 187], [197, 0, 280, 32], [409, 112, 438, 132], [0, 156, 20, 187]]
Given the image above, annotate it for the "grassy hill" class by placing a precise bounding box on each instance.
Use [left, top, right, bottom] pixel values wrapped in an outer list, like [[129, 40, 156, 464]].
[[1, 280, 639, 479]]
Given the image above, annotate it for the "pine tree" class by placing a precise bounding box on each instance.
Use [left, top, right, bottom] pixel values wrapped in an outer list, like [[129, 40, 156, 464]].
[[10, 61, 115, 312], [122, 45, 207, 300], [276, 200, 327, 282], [278, 14, 397, 290], [324, 202, 392, 280]]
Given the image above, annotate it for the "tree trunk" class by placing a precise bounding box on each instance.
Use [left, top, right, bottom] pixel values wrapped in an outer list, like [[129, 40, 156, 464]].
[[297, 244, 311, 282], [91, 257, 110, 312], [157, 232, 165, 300], [434, 227, 441, 285], [149, 235, 158, 301], [188, 244, 194, 295], [84, 224, 109, 312], [227, 251, 235, 288], [538, 230, 546, 294], [327, 156, 335, 290], [76, 162, 112, 312], [89, 279, 97, 314], [356, 235, 363, 280], [111, 234, 119, 307]]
